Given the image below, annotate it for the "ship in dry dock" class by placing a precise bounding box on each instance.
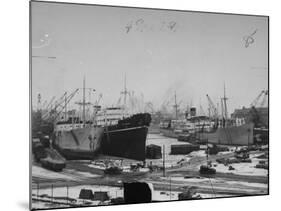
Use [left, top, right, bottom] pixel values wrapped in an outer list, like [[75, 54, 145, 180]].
[[95, 78, 151, 161], [52, 78, 104, 160], [52, 76, 151, 161], [97, 108, 151, 161]]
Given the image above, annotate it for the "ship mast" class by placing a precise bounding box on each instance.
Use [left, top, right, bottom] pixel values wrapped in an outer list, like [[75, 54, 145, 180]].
[[222, 83, 228, 124], [121, 74, 129, 115], [82, 76, 86, 126], [75, 77, 96, 125], [221, 99, 224, 119], [64, 92, 67, 121], [124, 74, 127, 106], [174, 91, 179, 119]]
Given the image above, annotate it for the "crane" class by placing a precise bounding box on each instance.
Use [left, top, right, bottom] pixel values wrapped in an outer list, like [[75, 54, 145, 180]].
[[42, 92, 68, 121], [249, 90, 268, 128], [95, 93, 103, 106], [41, 96, 56, 120], [53, 89, 79, 122], [145, 102, 154, 113], [53, 92, 68, 111], [42, 100, 47, 109], [206, 94, 218, 118], [260, 90, 269, 107], [116, 96, 122, 106], [250, 90, 267, 107], [45, 96, 56, 110]]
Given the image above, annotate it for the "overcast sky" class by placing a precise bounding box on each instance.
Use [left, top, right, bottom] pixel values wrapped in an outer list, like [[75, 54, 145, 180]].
[[31, 2, 268, 114]]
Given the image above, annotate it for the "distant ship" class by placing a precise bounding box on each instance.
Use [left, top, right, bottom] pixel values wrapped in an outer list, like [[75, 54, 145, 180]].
[[200, 85, 255, 146], [160, 86, 255, 146], [159, 92, 191, 139], [188, 116, 254, 146], [159, 119, 188, 139], [160, 115, 254, 145]]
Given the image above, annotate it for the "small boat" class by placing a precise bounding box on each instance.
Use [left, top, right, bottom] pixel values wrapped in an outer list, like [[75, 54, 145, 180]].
[[33, 144, 66, 172], [40, 156, 66, 172]]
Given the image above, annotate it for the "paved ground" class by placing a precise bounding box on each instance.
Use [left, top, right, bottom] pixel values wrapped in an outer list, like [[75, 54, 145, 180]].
[[32, 149, 268, 197]]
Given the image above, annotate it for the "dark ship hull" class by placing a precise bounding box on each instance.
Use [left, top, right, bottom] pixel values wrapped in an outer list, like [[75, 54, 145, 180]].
[[101, 113, 151, 161]]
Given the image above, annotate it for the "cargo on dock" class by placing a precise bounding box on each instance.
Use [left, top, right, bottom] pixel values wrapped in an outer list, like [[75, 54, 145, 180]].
[[146, 144, 162, 159], [170, 144, 200, 155]]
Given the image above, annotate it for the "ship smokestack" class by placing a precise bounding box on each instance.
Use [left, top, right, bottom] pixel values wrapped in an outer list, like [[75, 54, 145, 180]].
[[190, 107, 196, 117]]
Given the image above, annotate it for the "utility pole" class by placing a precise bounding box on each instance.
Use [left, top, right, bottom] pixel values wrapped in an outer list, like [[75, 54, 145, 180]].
[[170, 177, 172, 200], [217, 102, 219, 118], [248, 128, 250, 147], [66, 185, 69, 205], [163, 145, 165, 177], [51, 184, 53, 203]]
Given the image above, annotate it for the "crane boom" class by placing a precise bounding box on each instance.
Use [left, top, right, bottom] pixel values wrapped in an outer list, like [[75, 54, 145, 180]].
[[53, 92, 68, 110], [250, 90, 265, 107], [45, 96, 56, 110], [206, 94, 218, 118], [42, 96, 56, 120], [54, 89, 79, 122], [260, 90, 269, 107]]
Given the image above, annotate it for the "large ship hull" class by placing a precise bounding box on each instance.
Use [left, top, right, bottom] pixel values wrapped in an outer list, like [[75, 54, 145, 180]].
[[53, 126, 104, 160], [101, 126, 149, 161], [201, 123, 254, 145]]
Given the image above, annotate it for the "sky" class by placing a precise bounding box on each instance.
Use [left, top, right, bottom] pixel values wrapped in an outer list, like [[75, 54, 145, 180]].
[[31, 2, 268, 115]]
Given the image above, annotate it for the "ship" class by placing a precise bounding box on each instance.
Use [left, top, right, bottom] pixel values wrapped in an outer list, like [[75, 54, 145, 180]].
[[96, 76, 152, 161], [199, 85, 255, 146], [52, 78, 104, 160], [231, 90, 269, 145], [160, 86, 255, 146], [159, 119, 189, 138], [100, 110, 151, 161], [53, 122, 104, 160], [159, 92, 189, 138], [200, 122, 254, 145]]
